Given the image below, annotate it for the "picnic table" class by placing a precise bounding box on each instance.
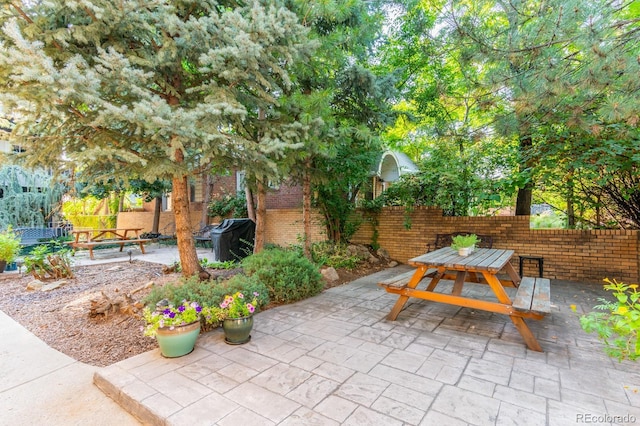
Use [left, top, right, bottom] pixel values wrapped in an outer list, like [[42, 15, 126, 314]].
[[379, 247, 551, 352], [69, 228, 151, 260]]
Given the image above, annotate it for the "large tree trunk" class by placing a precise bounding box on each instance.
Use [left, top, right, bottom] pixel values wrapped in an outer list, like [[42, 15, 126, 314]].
[[515, 134, 533, 216], [200, 172, 212, 226], [302, 160, 312, 259], [245, 185, 256, 222], [254, 178, 266, 253], [152, 196, 161, 233], [171, 163, 208, 279]]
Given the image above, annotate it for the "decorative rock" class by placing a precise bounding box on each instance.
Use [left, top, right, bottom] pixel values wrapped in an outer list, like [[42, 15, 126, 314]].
[[321, 267, 340, 282], [376, 248, 391, 261], [26, 280, 45, 291], [41, 280, 68, 292], [387, 261, 398, 268], [368, 254, 381, 264]]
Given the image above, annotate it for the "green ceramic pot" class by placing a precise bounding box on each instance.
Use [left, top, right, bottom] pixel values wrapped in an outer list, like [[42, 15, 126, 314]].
[[155, 321, 200, 358], [222, 315, 253, 345]]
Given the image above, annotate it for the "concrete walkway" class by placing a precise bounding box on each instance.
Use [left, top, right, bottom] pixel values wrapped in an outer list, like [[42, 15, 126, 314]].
[[2, 244, 640, 425]]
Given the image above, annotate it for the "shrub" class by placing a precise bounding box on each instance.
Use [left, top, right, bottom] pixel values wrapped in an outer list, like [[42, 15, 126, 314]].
[[143, 274, 269, 312], [575, 278, 639, 361], [309, 241, 363, 270], [241, 247, 323, 304]]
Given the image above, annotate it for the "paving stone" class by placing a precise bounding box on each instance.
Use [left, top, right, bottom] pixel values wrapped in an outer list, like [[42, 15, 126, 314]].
[[356, 340, 395, 356], [464, 357, 513, 386], [431, 385, 500, 425], [334, 372, 390, 406], [285, 375, 339, 408], [560, 368, 629, 401], [308, 341, 357, 364], [559, 388, 608, 412], [221, 347, 278, 372], [176, 354, 232, 380], [197, 371, 240, 393], [371, 395, 426, 425], [420, 410, 467, 426], [166, 392, 237, 425], [314, 395, 359, 422], [602, 399, 640, 422], [342, 405, 403, 426], [458, 376, 496, 396], [139, 393, 182, 421], [380, 349, 427, 373], [279, 406, 339, 426], [147, 371, 213, 407], [216, 407, 275, 426], [290, 355, 325, 371], [496, 401, 547, 426], [535, 377, 561, 400], [313, 361, 356, 383], [342, 350, 386, 373], [508, 371, 535, 392], [250, 363, 311, 395], [513, 357, 560, 381], [224, 382, 300, 423], [348, 325, 393, 344], [493, 384, 548, 413], [548, 400, 594, 426], [217, 361, 260, 383], [369, 364, 442, 396], [382, 383, 435, 410]]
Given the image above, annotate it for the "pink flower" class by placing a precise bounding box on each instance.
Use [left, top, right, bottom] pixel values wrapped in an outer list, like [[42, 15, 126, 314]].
[[247, 303, 255, 313], [238, 293, 244, 299]]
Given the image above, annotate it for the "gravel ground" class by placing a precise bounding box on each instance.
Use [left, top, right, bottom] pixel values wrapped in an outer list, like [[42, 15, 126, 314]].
[[0, 259, 386, 367]]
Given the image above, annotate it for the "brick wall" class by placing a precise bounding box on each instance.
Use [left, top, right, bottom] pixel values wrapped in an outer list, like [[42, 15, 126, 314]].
[[264, 208, 327, 246], [118, 206, 639, 283], [349, 206, 639, 284]]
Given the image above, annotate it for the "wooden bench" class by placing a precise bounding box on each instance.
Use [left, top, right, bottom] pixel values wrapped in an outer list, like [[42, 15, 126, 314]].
[[427, 232, 493, 252], [14, 227, 64, 247], [70, 238, 152, 260], [378, 269, 438, 291], [512, 277, 551, 315]]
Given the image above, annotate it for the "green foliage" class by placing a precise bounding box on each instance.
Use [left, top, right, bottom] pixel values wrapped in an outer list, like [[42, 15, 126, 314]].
[[23, 244, 74, 280], [199, 258, 237, 270], [306, 241, 364, 270], [576, 278, 640, 362], [208, 192, 248, 219], [142, 301, 221, 338], [450, 234, 479, 250], [530, 212, 567, 229], [62, 198, 117, 229], [241, 247, 323, 304], [0, 165, 65, 229], [0, 228, 21, 262], [143, 275, 269, 313]]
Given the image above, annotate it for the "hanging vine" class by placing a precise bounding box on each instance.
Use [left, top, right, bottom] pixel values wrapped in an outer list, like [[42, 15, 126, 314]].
[[0, 165, 65, 229]]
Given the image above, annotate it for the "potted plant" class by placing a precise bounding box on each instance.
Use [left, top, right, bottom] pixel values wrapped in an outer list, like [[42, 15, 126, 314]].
[[219, 291, 259, 345], [0, 228, 21, 273], [143, 300, 221, 357], [451, 234, 479, 256]]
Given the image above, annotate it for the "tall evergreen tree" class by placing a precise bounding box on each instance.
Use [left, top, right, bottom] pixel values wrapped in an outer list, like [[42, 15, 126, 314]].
[[0, 1, 310, 276]]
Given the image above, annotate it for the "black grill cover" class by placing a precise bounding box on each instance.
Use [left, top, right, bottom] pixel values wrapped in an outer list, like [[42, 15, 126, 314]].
[[211, 218, 256, 261]]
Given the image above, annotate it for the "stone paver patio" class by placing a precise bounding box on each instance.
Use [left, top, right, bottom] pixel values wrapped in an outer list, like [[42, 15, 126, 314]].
[[95, 266, 640, 425]]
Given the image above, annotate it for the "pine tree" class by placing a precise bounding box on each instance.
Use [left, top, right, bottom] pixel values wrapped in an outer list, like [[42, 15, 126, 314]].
[[0, 1, 311, 276]]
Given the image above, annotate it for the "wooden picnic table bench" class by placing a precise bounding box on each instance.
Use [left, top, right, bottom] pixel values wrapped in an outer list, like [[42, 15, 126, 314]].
[[68, 228, 151, 260], [379, 247, 551, 352]]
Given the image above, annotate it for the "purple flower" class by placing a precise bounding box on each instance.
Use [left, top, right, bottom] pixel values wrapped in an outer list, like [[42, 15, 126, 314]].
[[253, 292, 259, 297], [178, 305, 186, 312], [168, 312, 176, 318], [196, 306, 202, 313], [163, 308, 171, 315], [247, 303, 255, 313]]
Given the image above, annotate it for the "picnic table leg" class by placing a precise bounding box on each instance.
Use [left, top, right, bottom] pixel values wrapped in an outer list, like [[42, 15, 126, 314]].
[[483, 271, 543, 352], [88, 247, 95, 260], [503, 262, 521, 287], [452, 271, 467, 296], [425, 267, 446, 292], [138, 242, 146, 254], [386, 266, 428, 321], [510, 316, 543, 352]]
